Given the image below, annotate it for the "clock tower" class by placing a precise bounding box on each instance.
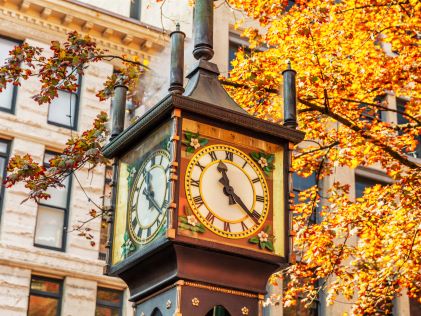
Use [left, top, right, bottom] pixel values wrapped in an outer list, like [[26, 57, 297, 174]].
[[102, 1, 304, 315]]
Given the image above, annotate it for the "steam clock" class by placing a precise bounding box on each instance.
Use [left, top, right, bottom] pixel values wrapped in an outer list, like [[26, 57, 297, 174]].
[[102, 1, 304, 315]]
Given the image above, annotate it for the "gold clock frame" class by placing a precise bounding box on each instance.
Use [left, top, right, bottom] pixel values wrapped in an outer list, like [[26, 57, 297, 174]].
[[127, 149, 170, 245], [184, 144, 270, 239]]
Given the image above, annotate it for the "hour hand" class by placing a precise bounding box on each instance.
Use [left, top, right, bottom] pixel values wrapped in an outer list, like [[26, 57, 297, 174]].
[[143, 189, 162, 214], [217, 161, 235, 205]]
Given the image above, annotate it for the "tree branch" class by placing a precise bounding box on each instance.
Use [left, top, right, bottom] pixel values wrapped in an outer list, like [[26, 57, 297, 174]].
[[298, 98, 420, 169]]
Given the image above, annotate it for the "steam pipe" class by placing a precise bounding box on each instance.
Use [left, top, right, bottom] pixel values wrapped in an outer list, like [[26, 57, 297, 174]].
[[282, 61, 298, 129], [110, 76, 127, 140], [169, 23, 185, 94], [192, 0, 214, 60]]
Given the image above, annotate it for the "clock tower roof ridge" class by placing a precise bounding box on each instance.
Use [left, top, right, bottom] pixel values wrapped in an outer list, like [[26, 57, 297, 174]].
[[183, 59, 248, 115]]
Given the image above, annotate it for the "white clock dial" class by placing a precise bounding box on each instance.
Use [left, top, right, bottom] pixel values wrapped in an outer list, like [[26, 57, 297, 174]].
[[128, 149, 170, 245], [185, 144, 269, 239]]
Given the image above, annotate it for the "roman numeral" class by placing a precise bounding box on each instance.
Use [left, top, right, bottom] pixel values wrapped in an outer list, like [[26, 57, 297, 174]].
[[151, 156, 156, 165], [195, 161, 205, 171], [256, 195, 264, 203], [241, 221, 248, 231], [224, 222, 231, 232], [147, 227, 151, 237], [252, 178, 260, 184], [191, 179, 200, 187], [209, 151, 218, 161], [155, 217, 161, 228], [242, 161, 247, 169], [131, 218, 138, 228], [225, 151, 233, 161], [162, 200, 170, 208], [251, 210, 261, 222], [193, 195, 204, 208], [205, 212, 215, 224], [137, 227, 143, 238], [159, 155, 163, 165]]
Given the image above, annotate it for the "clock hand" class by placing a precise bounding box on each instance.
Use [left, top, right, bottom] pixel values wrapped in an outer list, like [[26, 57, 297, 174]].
[[143, 189, 162, 214], [217, 161, 235, 205], [142, 171, 154, 209], [231, 191, 259, 225]]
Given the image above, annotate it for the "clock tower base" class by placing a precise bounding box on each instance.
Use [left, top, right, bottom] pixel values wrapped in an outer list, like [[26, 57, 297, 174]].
[[134, 280, 264, 316]]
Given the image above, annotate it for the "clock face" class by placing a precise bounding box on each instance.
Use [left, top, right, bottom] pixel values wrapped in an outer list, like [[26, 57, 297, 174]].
[[128, 149, 170, 245], [185, 144, 270, 239]]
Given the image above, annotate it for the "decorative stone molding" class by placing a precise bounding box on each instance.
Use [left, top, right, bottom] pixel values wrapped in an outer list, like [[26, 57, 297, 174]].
[[0, 0, 168, 58]]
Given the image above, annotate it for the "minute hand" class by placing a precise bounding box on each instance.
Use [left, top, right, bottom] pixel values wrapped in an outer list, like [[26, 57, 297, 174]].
[[231, 192, 259, 224]]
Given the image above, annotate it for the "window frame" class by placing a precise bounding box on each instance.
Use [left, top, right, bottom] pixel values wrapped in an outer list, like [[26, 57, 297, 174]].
[[28, 275, 63, 316], [33, 151, 72, 252], [0, 35, 21, 114], [129, 0, 142, 20], [95, 287, 124, 316], [47, 75, 81, 131], [0, 139, 10, 222], [396, 97, 421, 159]]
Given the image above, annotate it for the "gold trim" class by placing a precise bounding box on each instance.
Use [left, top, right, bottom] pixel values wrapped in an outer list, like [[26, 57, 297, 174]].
[[184, 281, 259, 299], [185, 144, 270, 239], [172, 108, 182, 118], [167, 228, 176, 239], [127, 149, 170, 245]]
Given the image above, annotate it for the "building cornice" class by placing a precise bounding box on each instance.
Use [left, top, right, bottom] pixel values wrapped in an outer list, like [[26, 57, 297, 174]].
[[0, 242, 126, 289], [0, 0, 169, 59]]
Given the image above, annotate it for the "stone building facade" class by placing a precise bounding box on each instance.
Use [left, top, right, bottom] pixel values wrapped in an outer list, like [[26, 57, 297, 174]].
[[0, 0, 419, 316]]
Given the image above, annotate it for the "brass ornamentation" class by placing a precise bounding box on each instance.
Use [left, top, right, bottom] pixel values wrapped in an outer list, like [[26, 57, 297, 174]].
[[184, 281, 258, 299], [241, 307, 249, 315], [192, 297, 200, 306], [166, 300, 172, 309]]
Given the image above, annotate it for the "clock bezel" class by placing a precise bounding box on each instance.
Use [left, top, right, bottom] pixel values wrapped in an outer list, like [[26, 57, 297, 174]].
[[184, 144, 270, 239], [127, 148, 171, 245]]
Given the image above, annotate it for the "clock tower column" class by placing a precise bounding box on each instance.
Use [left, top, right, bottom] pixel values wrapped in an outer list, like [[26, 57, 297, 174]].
[[102, 1, 305, 315]]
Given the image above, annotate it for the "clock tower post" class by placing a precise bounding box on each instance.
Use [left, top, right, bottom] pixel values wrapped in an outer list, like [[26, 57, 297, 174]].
[[102, 1, 305, 315]]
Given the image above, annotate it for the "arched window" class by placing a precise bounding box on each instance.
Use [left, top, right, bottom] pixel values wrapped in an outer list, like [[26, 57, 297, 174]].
[[151, 308, 163, 316], [205, 305, 231, 316]]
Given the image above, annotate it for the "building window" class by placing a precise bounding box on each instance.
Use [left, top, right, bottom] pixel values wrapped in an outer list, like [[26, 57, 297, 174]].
[[293, 173, 318, 224], [0, 36, 20, 113], [95, 287, 124, 316], [47, 75, 80, 130], [34, 152, 71, 251], [0, 139, 10, 221], [28, 276, 62, 316], [228, 33, 251, 72], [130, 0, 141, 20], [355, 175, 386, 199], [396, 98, 420, 158]]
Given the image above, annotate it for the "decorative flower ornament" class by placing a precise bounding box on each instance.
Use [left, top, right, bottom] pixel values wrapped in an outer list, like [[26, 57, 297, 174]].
[[187, 215, 198, 226], [121, 231, 136, 259], [183, 131, 208, 153], [190, 138, 201, 149], [248, 226, 274, 252], [258, 230, 269, 243], [178, 206, 206, 233], [250, 151, 275, 176], [258, 157, 268, 168]]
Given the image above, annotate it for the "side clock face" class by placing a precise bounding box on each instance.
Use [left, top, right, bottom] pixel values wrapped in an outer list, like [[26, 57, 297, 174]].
[[128, 149, 170, 245], [185, 144, 270, 239]]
